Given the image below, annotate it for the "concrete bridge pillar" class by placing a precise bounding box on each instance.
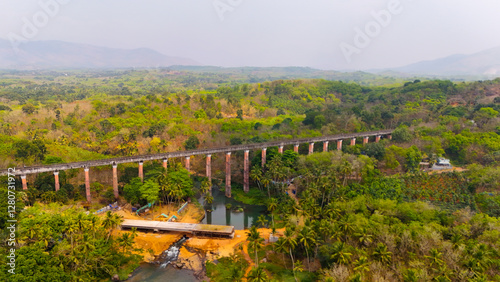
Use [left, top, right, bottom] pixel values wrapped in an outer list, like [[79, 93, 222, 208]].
[[262, 148, 267, 168], [351, 138, 356, 146], [387, 134, 392, 140], [225, 152, 231, 198], [206, 154, 212, 181], [185, 156, 190, 171], [323, 141, 329, 152], [278, 145, 284, 154], [294, 144, 299, 153], [163, 158, 168, 170], [138, 161, 144, 182], [309, 142, 314, 155], [21, 175, 27, 190], [112, 164, 118, 199], [84, 167, 91, 202], [54, 171, 60, 191], [375, 135, 381, 143], [337, 140, 343, 151], [363, 136, 369, 145], [244, 150, 249, 193]]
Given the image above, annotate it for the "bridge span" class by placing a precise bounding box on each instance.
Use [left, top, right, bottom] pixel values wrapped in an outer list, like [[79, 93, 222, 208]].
[[1, 129, 393, 201]]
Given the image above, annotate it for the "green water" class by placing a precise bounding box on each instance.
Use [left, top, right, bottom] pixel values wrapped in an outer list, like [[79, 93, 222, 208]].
[[128, 263, 198, 282], [199, 187, 269, 230]]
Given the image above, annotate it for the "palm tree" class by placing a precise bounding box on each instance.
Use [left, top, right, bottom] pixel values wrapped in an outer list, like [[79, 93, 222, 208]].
[[425, 248, 444, 269], [297, 226, 316, 271], [283, 227, 298, 273], [203, 193, 214, 205], [372, 243, 392, 266], [201, 179, 212, 195], [89, 215, 99, 239], [250, 165, 263, 191], [267, 198, 278, 228], [353, 256, 370, 274], [118, 233, 135, 253], [247, 266, 268, 282], [102, 211, 123, 241], [246, 226, 265, 267], [354, 228, 373, 247], [340, 160, 353, 186], [275, 237, 288, 268], [256, 215, 268, 228], [330, 242, 352, 265], [292, 260, 304, 282]]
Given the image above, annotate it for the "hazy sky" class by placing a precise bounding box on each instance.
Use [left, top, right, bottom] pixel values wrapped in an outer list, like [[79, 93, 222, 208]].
[[2, 0, 500, 70]]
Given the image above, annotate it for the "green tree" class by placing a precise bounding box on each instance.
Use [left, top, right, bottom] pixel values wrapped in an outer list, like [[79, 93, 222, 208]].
[[22, 103, 37, 114], [392, 125, 412, 142], [247, 266, 268, 282], [405, 145, 422, 172], [139, 179, 160, 203], [184, 136, 200, 150], [246, 226, 264, 267]]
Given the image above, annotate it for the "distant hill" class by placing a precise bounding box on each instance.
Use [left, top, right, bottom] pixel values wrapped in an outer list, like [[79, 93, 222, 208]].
[[385, 46, 500, 77], [0, 39, 199, 69]]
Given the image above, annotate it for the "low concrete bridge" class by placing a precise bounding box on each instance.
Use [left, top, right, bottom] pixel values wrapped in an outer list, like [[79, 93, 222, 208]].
[[121, 219, 235, 238], [1, 130, 393, 201]]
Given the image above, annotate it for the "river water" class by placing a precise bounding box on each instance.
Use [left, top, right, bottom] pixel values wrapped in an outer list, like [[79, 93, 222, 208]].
[[199, 187, 268, 230], [127, 187, 268, 281]]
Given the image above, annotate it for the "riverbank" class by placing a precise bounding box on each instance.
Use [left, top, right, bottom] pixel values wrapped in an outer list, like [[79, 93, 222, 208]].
[[113, 202, 205, 262], [120, 199, 273, 280]]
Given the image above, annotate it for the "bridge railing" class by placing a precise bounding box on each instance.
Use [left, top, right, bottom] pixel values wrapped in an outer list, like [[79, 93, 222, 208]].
[[0, 129, 393, 176]]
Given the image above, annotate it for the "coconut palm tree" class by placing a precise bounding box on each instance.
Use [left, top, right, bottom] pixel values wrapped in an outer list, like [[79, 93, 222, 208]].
[[283, 227, 298, 272], [298, 225, 317, 271], [267, 198, 278, 228], [372, 243, 392, 266], [250, 165, 263, 191], [247, 266, 268, 282], [292, 260, 304, 282], [275, 237, 288, 268], [257, 215, 268, 228], [246, 226, 265, 267], [330, 242, 352, 265], [118, 233, 134, 253]]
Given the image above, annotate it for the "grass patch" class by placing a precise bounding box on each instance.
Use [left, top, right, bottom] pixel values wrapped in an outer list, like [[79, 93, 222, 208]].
[[261, 262, 317, 282], [206, 254, 248, 282], [232, 186, 268, 206], [117, 254, 142, 280]]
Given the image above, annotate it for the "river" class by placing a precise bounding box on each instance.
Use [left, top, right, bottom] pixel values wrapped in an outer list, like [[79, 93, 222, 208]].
[[199, 187, 268, 230], [127, 187, 268, 281]]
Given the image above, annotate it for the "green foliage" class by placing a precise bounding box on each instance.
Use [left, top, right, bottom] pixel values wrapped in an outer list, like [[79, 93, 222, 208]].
[[0, 206, 141, 281], [139, 179, 160, 203], [405, 145, 422, 172], [123, 177, 143, 205], [13, 139, 46, 162], [206, 254, 248, 282], [363, 142, 385, 160], [184, 135, 200, 150], [392, 125, 413, 142]]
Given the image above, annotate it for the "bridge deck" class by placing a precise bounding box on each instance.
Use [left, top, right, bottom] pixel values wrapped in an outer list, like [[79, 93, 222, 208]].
[[1, 129, 393, 176], [121, 219, 234, 237]]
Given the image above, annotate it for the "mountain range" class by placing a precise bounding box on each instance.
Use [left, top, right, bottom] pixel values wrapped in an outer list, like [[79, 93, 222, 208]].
[[0, 39, 499, 79], [380, 46, 500, 77], [0, 39, 198, 69]]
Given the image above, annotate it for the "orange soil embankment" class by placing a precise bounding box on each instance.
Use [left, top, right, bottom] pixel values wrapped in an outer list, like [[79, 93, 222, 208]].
[[113, 203, 282, 277], [110, 203, 204, 262]]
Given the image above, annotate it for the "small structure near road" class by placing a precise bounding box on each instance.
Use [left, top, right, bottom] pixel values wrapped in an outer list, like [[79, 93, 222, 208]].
[[432, 157, 453, 170]]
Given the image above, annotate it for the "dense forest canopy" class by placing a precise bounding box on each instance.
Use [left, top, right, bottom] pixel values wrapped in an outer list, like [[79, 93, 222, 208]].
[[1, 69, 499, 281]]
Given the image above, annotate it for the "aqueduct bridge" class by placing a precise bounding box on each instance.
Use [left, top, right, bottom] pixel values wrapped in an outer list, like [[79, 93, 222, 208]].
[[1, 130, 393, 202]]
